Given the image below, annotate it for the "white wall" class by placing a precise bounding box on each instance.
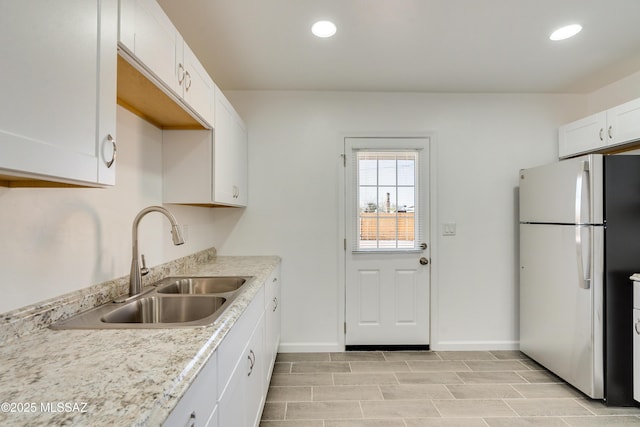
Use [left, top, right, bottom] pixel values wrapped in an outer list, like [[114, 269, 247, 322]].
[[587, 70, 640, 115], [0, 106, 241, 314], [4, 83, 637, 348], [219, 91, 583, 351]]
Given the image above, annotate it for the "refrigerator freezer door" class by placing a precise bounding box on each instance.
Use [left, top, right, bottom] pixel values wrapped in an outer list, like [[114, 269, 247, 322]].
[[520, 223, 604, 398], [519, 154, 603, 225]]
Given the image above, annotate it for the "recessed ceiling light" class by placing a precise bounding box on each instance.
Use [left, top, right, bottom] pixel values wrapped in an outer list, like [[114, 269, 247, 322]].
[[550, 24, 583, 41], [312, 20, 337, 38]]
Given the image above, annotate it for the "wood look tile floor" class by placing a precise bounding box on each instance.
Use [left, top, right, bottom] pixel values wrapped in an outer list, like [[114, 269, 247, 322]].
[[259, 351, 640, 427]]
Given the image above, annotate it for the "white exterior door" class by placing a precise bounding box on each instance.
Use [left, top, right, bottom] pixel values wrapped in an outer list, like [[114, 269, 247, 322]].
[[345, 137, 430, 346]]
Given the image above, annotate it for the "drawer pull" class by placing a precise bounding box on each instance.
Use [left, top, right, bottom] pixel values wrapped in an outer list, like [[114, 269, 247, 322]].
[[273, 296, 278, 312], [248, 349, 255, 376], [635, 320, 640, 335]]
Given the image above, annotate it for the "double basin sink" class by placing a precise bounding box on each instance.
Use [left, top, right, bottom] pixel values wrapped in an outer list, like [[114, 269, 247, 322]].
[[51, 276, 252, 329]]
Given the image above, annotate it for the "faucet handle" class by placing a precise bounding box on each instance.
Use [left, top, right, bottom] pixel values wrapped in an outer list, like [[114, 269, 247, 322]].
[[140, 254, 150, 276]]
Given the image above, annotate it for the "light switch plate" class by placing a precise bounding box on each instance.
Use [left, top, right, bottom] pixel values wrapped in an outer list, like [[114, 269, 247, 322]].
[[442, 222, 456, 236]]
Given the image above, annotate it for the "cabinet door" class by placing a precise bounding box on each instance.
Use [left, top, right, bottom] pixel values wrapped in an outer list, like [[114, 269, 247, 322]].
[[246, 316, 265, 427], [0, 0, 117, 186], [214, 85, 248, 206], [182, 42, 215, 126], [122, 0, 179, 93], [558, 112, 606, 159], [606, 98, 640, 147], [217, 351, 247, 427]]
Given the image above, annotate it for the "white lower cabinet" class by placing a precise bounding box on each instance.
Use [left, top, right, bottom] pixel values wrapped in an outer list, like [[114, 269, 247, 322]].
[[264, 266, 282, 385], [163, 266, 281, 427], [218, 286, 267, 427], [162, 352, 218, 427], [218, 316, 265, 427]]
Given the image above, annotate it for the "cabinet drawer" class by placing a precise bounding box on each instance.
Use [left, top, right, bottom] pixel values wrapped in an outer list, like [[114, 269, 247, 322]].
[[217, 286, 265, 395], [162, 352, 217, 427]]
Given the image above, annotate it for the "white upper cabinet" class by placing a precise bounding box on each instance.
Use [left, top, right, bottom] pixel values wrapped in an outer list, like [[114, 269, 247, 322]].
[[606, 98, 640, 147], [558, 112, 606, 159], [176, 39, 215, 126], [0, 0, 117, 186], [559, 97, 640, 159], [118, 0, 214, 127], [163, 84, 247, 207], [213, 85, 248, 206], [118, 0, 177, 91]]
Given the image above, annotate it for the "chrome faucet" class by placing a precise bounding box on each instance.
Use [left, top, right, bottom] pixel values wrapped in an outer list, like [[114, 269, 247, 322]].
[[129, 206, 185, 297]]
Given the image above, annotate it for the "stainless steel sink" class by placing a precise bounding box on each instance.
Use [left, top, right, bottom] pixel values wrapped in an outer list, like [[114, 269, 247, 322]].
[[155, 276, 249, 294], [50, 275, 253, 329], [101, 296, 226, 324]]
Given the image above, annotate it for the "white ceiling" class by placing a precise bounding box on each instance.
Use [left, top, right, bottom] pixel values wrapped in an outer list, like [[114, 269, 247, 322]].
[[156, 0, 640, 93]]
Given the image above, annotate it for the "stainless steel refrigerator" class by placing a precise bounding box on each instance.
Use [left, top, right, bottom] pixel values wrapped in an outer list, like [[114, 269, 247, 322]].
[[519, 153, 640, 406]]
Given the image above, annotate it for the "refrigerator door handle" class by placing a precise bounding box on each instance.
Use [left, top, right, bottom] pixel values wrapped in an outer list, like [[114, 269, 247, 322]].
[[575, 160, 589, 224], [575, 160, 591, 290], [575, 225, 591, 289]]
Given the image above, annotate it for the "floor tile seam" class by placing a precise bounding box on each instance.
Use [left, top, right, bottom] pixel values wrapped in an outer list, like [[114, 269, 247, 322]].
[[571, 397, 608, 416], [558, 414, 638, 420], [481, 416, 572, 424], [443, 383, 527, 399], [500, 396, 607, 419]]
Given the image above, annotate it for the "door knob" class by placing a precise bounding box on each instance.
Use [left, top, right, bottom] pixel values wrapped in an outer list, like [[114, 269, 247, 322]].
[[419, 257, 429, 265], [420, 243, 428, 250]]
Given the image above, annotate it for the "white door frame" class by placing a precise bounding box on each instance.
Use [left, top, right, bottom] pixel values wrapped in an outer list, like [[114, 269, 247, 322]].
[[337, 132, 439, 350]]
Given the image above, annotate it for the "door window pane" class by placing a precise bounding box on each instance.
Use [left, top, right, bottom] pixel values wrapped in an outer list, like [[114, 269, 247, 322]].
[[355, 150, 419, 251]]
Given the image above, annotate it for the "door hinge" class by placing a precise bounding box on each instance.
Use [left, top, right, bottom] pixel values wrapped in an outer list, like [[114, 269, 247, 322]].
[[344, 238, 347, 250], [344, 322, 347, 334], [341, 153, 346, 167]]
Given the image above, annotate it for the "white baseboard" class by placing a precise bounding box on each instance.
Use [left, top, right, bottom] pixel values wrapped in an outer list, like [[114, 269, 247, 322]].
[[278, 342, 343, 353], [430, 340, 520, 351], [278, 341, 521, 352]]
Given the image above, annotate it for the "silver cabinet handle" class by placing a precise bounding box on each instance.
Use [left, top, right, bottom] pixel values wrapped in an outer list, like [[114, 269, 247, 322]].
[[273, 296, 278, 312], [177, 63, 185, 85], [599, 128, 604, 141], [185, 70, 192, 91], [608, 125, 613, 139], [247, 349, 255, 376], [105, 134, 117, 168], [187, 411, 196, 427], [635, 320, 640, 335]]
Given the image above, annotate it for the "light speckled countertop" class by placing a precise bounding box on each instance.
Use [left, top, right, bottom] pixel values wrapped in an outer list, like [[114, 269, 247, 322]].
[[0, 254, 281, 426]]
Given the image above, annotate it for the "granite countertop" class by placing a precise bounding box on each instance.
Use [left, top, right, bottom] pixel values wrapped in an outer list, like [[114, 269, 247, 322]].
[[0, 255, 281, 426]]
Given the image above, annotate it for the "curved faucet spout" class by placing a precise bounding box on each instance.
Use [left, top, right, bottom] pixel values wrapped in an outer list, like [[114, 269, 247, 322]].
[[129, 206, 185, 297]]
